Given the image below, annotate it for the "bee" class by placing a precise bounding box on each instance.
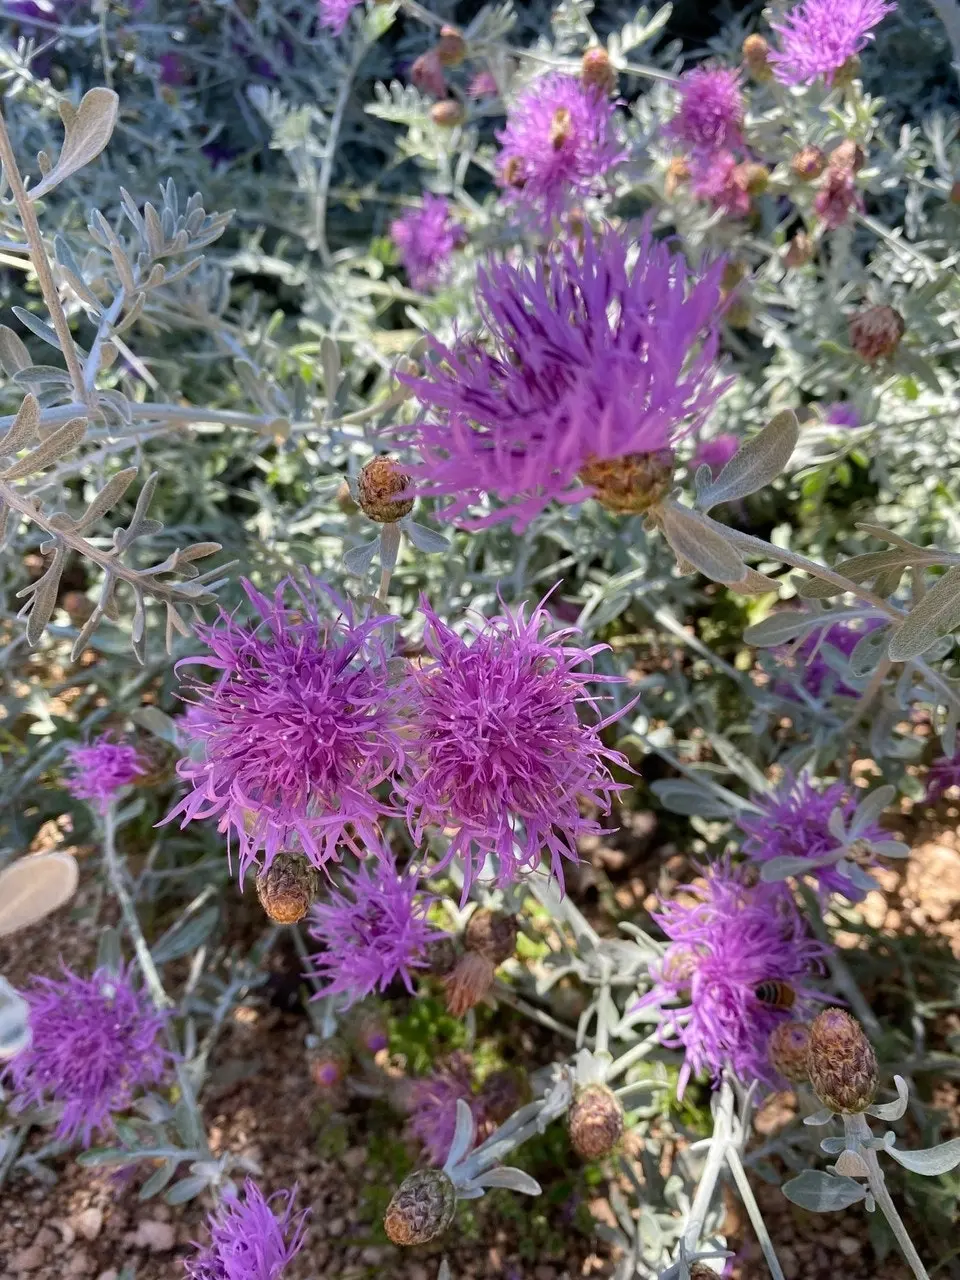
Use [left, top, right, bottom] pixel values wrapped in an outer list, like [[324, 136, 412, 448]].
[[754, 980, 796, 1009]]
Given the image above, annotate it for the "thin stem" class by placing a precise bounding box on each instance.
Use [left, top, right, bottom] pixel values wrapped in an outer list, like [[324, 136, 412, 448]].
[[606, 1031, 661, 1083], [315, 38, 369, 264], [0, 103, 89, 406], [846, 1114, 930, 1280], [492, 984, 583, 1044], [725, 1144, 787, 1280]]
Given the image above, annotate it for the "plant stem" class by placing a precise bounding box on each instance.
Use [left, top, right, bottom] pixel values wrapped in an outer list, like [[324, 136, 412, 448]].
[[315, 37, 368, 264], [846, 1114, 931, 1280], [681, 1079, 734, 1255], [725, 1144, 787, 1280]]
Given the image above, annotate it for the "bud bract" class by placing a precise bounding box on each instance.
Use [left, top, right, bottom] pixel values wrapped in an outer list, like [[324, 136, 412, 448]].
[[568, 1083, 624, 1160], [384, 1169, 456, 1246], [807, 1008, 878, 1113]]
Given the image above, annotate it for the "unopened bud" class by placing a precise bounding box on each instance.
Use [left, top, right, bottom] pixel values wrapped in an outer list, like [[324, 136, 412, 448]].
[[848, 304, 905, 364], [336, 478, 359, 515], [581, 45, 616, 96], [736, 161, 769, 197], [549, 106, 573, 151], [830, 139, 865, 173], [255, 852, 320, 924], [308, 1036, 351, 1090], [444, 950, 496, 1016], [950, 179, 960, 204], [477, 1068, 529, 1125], [783, 231, 814, 268], [357, 455, 414, 523], [410, 50, 446, 99], [768, 1020, 812, 1084], [807, 1008, 878, 1114], [464, 909, 518, 964], [688, 1266, 721, 1280], [579, 448, 675, 515], [384, 1169, 456, 1246], [665, 155, 690, 199], [436, 25, 466, 67], [568, 1083, 624, 1160], [791, 145, 826, 182], [742, 33, 772, 82], [431, 99, 465, 129]]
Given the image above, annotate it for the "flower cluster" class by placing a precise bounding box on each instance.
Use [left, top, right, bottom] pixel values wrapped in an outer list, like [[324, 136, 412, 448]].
[[400, 227, 728, 529], [64, 737, 144, 814], [769, 0, 896, 86], [185, 1180, 309, 1280], [642, 861, 825, 1092], [390, 195, 465, 293], [667, 67, 757, 219], [3, 964, 173, 1146]]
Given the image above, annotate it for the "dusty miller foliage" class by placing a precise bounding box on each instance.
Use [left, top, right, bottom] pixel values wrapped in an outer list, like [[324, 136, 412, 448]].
[[1, 1, 960, 1277]]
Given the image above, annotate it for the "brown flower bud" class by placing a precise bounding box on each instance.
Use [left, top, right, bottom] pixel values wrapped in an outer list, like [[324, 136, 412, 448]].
[[384, 1169, 456, 1246], [444, 951, 496, 1016], [736, 161, 770, 197], [768, 1020, 812, 1084], [579, 448, 675, 515], [830, 139, 866, 173], [436, 25, 466, 67], [255, 852, 320, 924], [688, 1266, 721, 1280], [568, 1084, 624, 1160], [807, 1008, 878, 1114], [783, 231, 814, 268], [791, 145, 827, 182], [477, 1067, 529, 1125], [336, 478, 359, 515], [949, 179, 960, 204], [742, 33, 772, 82], [665, 155, 690, 199], [464, 908, 517, 965], [411, 49, 447, 99], [549, 106, 573, 151], [582, 45, 616, 96], [431, 99, 465, 129], [426, 934, 458, 978], [848, 304, 905, 364], [357, 455, 414, 523], [308, 1036, 351, 1090]]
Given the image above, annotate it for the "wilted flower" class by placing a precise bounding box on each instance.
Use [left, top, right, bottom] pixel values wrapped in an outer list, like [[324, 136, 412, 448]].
[[791, 144, 827, 181], [642, 861, 825, 1093], [390, 195, 465, 293], [769, 0, 896, 87], [406, 1053, 481, 1165], [814, 165, 863, 228], [356, 455, 415, 522], [568, 1084, 625, 1159], [667, 66, 744, 154], [495, 73, 623, 219], [692, 432, 739, 476], [185, 1179, 309, 1279], [849, 303, 905, 362], [436, 25, 466, 67], [307, 856, 442, 1009], [65, 737, 144, 814], [690, 149, 752, 217], [807, 1009, 878, 1113], [738, 772, 886, 900], [399, 595, 630, 897], [4, 964, 173, 1146], [163, 578, 404, 879], [784, 230, 815, 267], [925, 749, 960, 801], [399, 228, 727, 529], [317, 0, 362, 36], [256, 853, 320, 925], [384, 1169, 457, 1246]]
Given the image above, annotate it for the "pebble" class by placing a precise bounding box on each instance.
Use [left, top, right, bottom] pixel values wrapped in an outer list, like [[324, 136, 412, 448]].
[[33, 1229, 57, 1251], [11, 1248, 43, 1274], [74, 1208, 103, 1242], [133, 1220, 176, 1252], [96, 1271, 118, 1280], [66, 1253, 93, 1276], [838, 1236, 861, 1257], [326, 1217, 345, 1237]]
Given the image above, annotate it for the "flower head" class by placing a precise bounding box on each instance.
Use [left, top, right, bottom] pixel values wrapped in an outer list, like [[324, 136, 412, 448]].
[[667, 66, 744, 154], [468, 70, 499, 99], [317, 0, 362, 36], [823, 401, 861, 428], [925, 749, 960, 802], [691, 149, 752, 217], [306, 856, 442, 1008], [813, 165, 863, 228], [162, 578, 403, 880], [390, 195, 465, 293], [495, 74, 623, 219], [399, 227, 727, 529], [406, 1053, 481, 1165], [807, 1009, 878, 1113], [692, 432, 739, 476], [773, 616, 881, 701], [399, 595, 630, 897], [738, 773, 886, 900], [185, 1180, 309, 1280], [769, 0, 896, 86], [642, 861, 825, 1093], [65, 737, 144, 814], [4, 965, 173, 1146]]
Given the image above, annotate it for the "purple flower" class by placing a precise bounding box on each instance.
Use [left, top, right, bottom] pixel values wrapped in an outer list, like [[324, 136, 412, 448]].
[[399, 227, 727, 530], [468, 70, 499, 99], [4, 965, 173, 1147], [306, 855, 443, 1008], [159, 53, 188, 87], [691, 150, 751, 217], [769, 0, 896, 86], [692, 432, 739, 476], [773, 617, 881, 701], [823, 401, 861, 428], [398, 594, 630, 898], [925, 750, 960, 802], [642, 861, 826, 1093], [495, 74, 622, 219], [65, 737, 144, 814], [738, 773, 886, 900], [406, 1053, 481, 1165], [185, 1180, 309, 1280], [390, 194, 465, 293], [162, 578, 404, 881], [667, 66, 744, 155], [317, 0, 362, 36]]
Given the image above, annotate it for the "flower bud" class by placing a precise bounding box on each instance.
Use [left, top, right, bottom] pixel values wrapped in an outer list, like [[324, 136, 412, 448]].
[[832, 55, 861, 89], [384, 1169, 456, 1246], [848, 304, 905, 364], [736, 161, 769, 197], [665, 156, 690, 199], [477, 1067, 529, 1125], [688, 1266, 721, 1280], [830, 139, 866, 173], [444, 950, 496, 1016], [357, 455, 414, 523], [464, 908, 517, 965], [783, 231, 814, 268], [308, 1036, 351, 1090], [410, 50, 446, 99], [436, 25, 466, 67], [255, 852, 320, 925], [336, 478, 359, 515], [742, 33, 772, 82], [431, 99, 465, 129], [568, 1083, 624, 1160], [579, 448, 675, 515], [791, 145, 826, 182], [807, 1009, 878, 1114], [814, 166, 859, 229], [768, 1020, 812, 1084], [581, 46, 616, 96], [426, 934, 458, 978]]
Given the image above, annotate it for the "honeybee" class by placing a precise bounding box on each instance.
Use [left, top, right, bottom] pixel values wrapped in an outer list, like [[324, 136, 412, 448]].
[[754, 980, 796, 1009]]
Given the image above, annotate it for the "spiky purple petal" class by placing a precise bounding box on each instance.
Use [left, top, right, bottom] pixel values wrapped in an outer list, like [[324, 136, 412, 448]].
[[769, 0, 896, 86], [185, 1180, 309, 1280]]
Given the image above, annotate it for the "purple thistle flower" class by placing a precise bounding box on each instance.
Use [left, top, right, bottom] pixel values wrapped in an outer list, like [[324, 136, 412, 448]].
[[317, 0, 362, 36], [185, 1179, 309, 1280], [495, 74, 623, 220], [3, 964, 173, 1147], [692, 432, 739, 476], [65, 737, 144, 815], [399, 227, 728, 530], [306, 855, 443, 1008], [398, 594, 630, 898], [823, 401, 861, 428], [667, 66, 744, 155], [406, 1053, 481, 1165], [161, 578, 404, 881], [690, 149, 752, 218], [642, 861, 826, 1093], [390, 194, 466, 293], [738, 773, 886, 900], [925, 750, 960, 802], [773, 617, 881, 701], [769, 0, 896, 86]]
